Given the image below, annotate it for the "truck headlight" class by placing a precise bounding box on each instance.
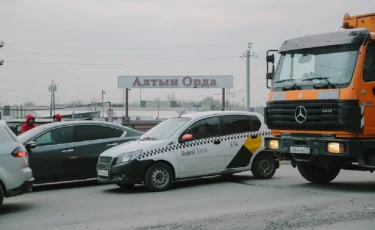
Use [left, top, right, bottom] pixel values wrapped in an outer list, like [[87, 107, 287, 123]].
[[268, 140, 279, 150], [327, 142, 344, 154], [116, 150, 143, 164]]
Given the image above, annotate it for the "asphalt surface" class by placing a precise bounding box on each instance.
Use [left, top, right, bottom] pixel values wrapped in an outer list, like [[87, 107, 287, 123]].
[[1, 164, 375, 230]]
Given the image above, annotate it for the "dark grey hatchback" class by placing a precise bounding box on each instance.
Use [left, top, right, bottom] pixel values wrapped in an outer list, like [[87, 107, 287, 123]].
[[17, 121, 143, 184]]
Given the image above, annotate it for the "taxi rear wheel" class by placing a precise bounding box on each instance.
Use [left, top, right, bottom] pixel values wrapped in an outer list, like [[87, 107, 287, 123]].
[[251, 152, 277, 179], [145, 162, 173, 192]]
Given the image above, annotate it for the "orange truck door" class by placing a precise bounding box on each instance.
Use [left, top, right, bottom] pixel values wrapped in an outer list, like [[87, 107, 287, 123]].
[[359, 42, 375, 135]]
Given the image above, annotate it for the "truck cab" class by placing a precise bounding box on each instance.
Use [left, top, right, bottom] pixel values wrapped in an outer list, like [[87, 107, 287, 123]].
[[263, 13, 375, 184]]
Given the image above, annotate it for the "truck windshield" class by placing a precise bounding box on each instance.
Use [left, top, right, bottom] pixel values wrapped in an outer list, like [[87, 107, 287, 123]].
[[273, 45, 359, 90]]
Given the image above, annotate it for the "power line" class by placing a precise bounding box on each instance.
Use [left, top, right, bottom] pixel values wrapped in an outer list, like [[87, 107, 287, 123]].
[[1, 101, 111, 111], [4, 56, 241, 66], [3, 41, 247, 50], [1, 50, 158, 60], [212, 89, 246, 95], [1, 50, 242, 62]]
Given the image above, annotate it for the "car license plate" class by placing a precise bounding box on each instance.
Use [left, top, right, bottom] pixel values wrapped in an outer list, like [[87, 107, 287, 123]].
[[98, 169, 109, 177], [290, 146, 310, 154]]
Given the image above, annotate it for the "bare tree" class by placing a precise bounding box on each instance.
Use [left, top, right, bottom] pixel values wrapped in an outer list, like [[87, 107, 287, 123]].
[[89, 98, 99, 111], [23, 101, 36, 107], [69, 100, 84, 107]]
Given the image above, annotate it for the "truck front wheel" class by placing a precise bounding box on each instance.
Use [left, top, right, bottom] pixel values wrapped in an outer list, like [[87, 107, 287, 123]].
[[297, 163, 340, 184]]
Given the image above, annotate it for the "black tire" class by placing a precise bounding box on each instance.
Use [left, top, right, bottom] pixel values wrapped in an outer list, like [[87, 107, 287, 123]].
[[0, 185, 4, 209], [251, 152, 277, 179], [116, 183, 135, 189], [297, 163, 340, 184], [144, 162, 173, 192]]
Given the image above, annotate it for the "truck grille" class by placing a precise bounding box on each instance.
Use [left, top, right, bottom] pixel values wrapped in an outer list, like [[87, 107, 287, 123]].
[[265, 100, 360, 132]]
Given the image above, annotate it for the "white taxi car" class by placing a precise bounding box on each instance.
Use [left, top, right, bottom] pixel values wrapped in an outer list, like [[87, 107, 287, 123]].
[[97, 111, 278, 191]]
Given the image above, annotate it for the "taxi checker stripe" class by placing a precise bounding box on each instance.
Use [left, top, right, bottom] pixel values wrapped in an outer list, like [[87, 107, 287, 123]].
[[137, 130, 272, 160]]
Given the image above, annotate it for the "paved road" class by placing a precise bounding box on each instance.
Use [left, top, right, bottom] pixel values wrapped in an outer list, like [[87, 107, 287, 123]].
[[1, 164, 375, 230]]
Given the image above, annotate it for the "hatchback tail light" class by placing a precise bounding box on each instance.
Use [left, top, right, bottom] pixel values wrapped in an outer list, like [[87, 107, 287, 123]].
[[12, 146, 28, 157]]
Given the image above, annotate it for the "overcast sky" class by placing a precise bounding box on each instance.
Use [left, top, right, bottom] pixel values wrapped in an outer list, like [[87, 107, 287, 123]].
[[0, 0, 372, 107]]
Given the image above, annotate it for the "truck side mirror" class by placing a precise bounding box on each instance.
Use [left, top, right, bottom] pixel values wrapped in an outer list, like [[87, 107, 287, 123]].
[[266, 72, 274, 80], [266, 54, 275, 63], [266, 50, 278, 89]]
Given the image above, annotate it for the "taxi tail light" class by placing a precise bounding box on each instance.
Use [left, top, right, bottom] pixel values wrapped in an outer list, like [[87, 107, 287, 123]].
[[12, 146, 28, 157]]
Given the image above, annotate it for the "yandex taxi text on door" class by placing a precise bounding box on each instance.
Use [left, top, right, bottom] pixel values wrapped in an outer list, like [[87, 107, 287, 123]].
[[181, 147, 208, 157]]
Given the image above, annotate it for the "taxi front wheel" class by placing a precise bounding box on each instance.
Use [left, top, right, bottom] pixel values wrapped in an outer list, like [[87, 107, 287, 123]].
[[145, 162, 173, 192], [251, 152, 277, 179]]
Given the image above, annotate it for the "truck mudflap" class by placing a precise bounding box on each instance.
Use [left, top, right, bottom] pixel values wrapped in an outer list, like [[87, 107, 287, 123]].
[[264, 136, 375, 169]]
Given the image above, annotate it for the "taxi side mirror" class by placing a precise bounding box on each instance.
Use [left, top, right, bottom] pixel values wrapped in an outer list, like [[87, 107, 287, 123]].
[[180, 134, 193, 143]]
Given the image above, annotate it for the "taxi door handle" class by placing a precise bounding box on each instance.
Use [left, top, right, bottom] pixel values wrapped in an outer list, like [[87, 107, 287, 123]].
[[213, 140, 221, 145]]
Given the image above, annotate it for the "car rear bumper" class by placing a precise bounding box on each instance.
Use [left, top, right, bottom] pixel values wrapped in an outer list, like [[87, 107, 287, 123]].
[[97, 159, 153, 185], [6, 177, 35, 197]]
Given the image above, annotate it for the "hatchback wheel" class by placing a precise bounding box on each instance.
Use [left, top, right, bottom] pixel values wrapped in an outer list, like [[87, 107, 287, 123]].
[[145, 162, 173, 192], [251, 152, 277, 179]]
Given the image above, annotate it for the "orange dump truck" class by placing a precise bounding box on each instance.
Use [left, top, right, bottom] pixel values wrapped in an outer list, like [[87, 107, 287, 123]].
[[264, 12, 375, 184]]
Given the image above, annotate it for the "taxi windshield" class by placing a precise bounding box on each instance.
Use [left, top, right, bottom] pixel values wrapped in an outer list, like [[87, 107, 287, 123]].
[[139, 117, 191, 141], [273, 44, 359, 90]]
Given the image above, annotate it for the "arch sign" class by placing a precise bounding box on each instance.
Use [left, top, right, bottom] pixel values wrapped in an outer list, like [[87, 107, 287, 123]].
[[117, 75, 233, 89]]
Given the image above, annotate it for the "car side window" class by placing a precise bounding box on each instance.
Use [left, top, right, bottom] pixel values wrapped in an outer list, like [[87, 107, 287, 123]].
[[182, 117, 220, 140], [222, 115, 251, 135], [34, 126, 74, 147], [248, 115, 262, 131], [74, 125, 124, 142], [363, 43, 375, 82]]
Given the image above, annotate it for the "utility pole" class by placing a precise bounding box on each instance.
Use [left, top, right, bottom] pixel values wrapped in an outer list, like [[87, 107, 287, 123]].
[[157, 98, 160, 120], [0, 40, 4, 67], [243, 43, 257, 111], [101, 89, 105, 118], [48, 80, 57, 117]]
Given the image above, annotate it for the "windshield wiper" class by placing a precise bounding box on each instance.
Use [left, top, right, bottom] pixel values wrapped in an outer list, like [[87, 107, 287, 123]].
[[275, 79, 300, 90], [302, 77, 335, 89]]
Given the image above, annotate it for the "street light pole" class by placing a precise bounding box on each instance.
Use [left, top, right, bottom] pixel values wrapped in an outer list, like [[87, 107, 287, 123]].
[[101, 89, 105, 118], [48, 80, 57, 117], [244, 43, 257, 111], [0, 40, 4, 66], [157, 97, 160, 120]]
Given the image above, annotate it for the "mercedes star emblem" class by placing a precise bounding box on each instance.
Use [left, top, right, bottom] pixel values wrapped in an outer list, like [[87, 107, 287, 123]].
[[294, 106, 307, 123]]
